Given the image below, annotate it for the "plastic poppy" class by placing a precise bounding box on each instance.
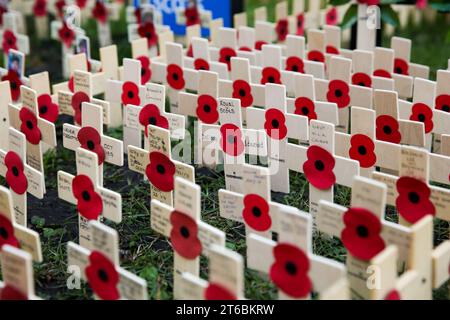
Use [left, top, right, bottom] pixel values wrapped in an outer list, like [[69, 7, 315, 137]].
[[134, 7, 141, 24], [373, 69, 391, 78], [121, 81, 141, 106], [239, 46, 252, 52], [0, 285, 27, 300], [138, 104, 169, 136], [349, 134, 377, 168], [85, 251, 120, 300], [137, 22, 158, 48], [385, 290, 401, 300], [341, 207, 385, 261], [20, 108, 41, 145], [2, 70, 22, 101], [264, 108, 287, 140], [0, 215, 20, 249], [137, 56, 151, 84], [296, 13, 304, 36], [435, 94, 450, 113], [186, 44, 193, 57], [196, 95, 219, 124], [166, 64, 185, 90], [376, 115, 401, 144], [352, 72, 372, 88], [58, 22, 75, 48], [307, 50, 325, 63], [72, 174, 103, 220], [255, 41, 268, 51], [220, 123, 245, 157], [76, 0, 87, 9], [303, 145, 336, 190], [393, 58, 409, 76], [92, 0, 107, 24], [170, 210, 202, 259], [285, 56, 304, 73], [276, 19, 288, 42], [269, 243, 311, 298], [261, 67, 282, 85], [78, 127, 105, 165], [2, 30, 17, 54], [4, 151, 27, 195], [33, 0, 47, 16], [232, 80, 253, 108], [395, 176, 435, 224], [37, 94, 59, 123], [294, 97, 317, 122], [409, 103, 433, 133], [204, 283, 237, 300], [326, 45, 340, 55], [55, 0, 66, 18], [325, 7, 338, 26], [145, 151, 176, 192], [242, 194, 272, 232], [68, 76, 75, 93], [219, 47, 237, 71], [185, 6, 200, 26], [326, 79, 350, 109], [194, 58, 210, 71], [71, 91, 90, 125]]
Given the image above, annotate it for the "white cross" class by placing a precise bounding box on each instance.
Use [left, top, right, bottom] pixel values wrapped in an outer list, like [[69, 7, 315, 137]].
[[391, 36, 430, 79], [175, 1, 212, 29], [183, 37, 228, 78], [432, 70, 450, 153], [0, 12, 30, 62]]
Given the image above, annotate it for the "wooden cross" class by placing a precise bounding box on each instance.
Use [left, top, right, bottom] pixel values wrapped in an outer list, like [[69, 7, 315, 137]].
[[274, 1, 289, 43], [432, 70, 450, 153], [209, 27, 238, 72], [88, 0, 120, 47], [57, 147, 122, 248], [19, 0, 49, 38], [254, 20, 275, 53], [178, 244, 245, 300], [1, 49, 29, 103], [355, 3, 376, 51], [0, 80, 12, 150], [391, 36, 429, 79], [0, 12, 30, 60], [0, 128, 44, 227], [304, 0, 322, 30], [150, 177, 226, 299], [175, 0, 212, 29], [306, 29, 326, 66], [287, 0, 305, 36], [67, 220, 148, 300]]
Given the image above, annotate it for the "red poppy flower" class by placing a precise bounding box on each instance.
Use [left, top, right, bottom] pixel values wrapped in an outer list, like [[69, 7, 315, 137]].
[[78, 127, 105, 165], [166, 64, 185, 90], [296, 13, 304, 36], [294, 97, 317, 122], [4, 151, 27, 195], [121, 81, 141, 106], [303, 145, 336, 190], [37, 94, 59, 123], [0, 285, 27, 300], [352, 72, 372, 88], [196, 95, 219, 124], [185, 6, 200, 26], [19, 108, 41, 145], [269, 243, 311, 298], [275, 19, 288, 42], [285, 56, 304, 73], [204, 283, 237, 300], [232, 80, 253, 108], [409, 103, 433, 133], [2, 70, 22, 101], [255, 41, 268, 51], [239, 46, 252, 52], [264, 108, 287, 140], [170, 210, 202, 259], [72, 174, 103, 220], [138, 22, 158, 48], [220, 123, 245, 157], [326, 45, 340, 55], [68, 76, 75, 93], [145, 151, 176, 192], [194, 58, 210, 71], [376, 115, 401, 144], [139, 103, 169, 136], [341, 208, 385, 261], [0, 215, 20, 249], [186, 44, 193, 57], [385, 290, 401, 300], [58, 22, 75, 48], [85, 251, 120, 300], [242, 194, 272, 232], [358, 0, 380, 4], [261, 67, 282, 85], [373, 69, 391, 78], [326, 79, 350, 109], [76, 0, 88, 9], [134, 7, 141, 24], [326, 7, 338, 26], [219, 47, 237, 71], [92, 1, 107, 24], [395, 176, 435, 224], [435, 94, 450, 113], [71, 91, 90, 125], [308, 50, 325, 64], [349, 134, 377, 168], [393, 58, 409, 76], [33, 0, 47, 17], [55, 0, 65, 18], [136, 56, 151, 84]]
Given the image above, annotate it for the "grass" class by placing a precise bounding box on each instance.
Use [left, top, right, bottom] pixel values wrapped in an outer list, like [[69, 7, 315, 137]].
[[3, 2, 448, 300]]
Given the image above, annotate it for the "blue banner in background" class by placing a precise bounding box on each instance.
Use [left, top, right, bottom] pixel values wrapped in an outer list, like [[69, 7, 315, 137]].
[[147, 0, 232, 36]]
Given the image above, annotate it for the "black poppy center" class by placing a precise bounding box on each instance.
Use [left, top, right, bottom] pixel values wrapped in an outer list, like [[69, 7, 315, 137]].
[[145, 32, 152, 39], [383, 125, 392, 135], [40, 105, 48, 114], [227, 134, 237, 145], [127, 90, 134, 99], [301, 107, 309, 115], [291, 65, 299, 72], [7, 38, 13, 45], [82, 190, 91, 202], [225, 55, 231, 62], [98, 269, 109, 283], [358, 82, 366, 87], [87, 140, 95, 151], [156, 164, 165, 174], [239, 89, 246, 97], [271, 119, 279, 129], [396, 67, 403, 74], [418, 114, 426, 122], [314, 160, 325, 171], [64, 31, 71, 38], [148, 117, 157, 125], [356, 225, 369, 238], [268, 76, 275, 83], [252, 206, 262, 218], [26, 120, 34, 130], [0, 227, 8, 239], [335, 89, 343, 98], [408, 192, 420, 204], [203, 104, 211, 113], [180, 226, 190, 239], [297, 19, 303, 28], [285, 261, 297, 275], [172, 72, 179, 81], [358, 145, 367, 155], [10, 81, 17, 90], [12, 166, 19, 177], [442, 105, 449, 112], [141, 68, 147, 77]]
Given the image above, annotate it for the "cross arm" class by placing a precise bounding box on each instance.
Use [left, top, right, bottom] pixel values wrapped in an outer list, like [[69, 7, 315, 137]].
[[431, 240, 450, 289]]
